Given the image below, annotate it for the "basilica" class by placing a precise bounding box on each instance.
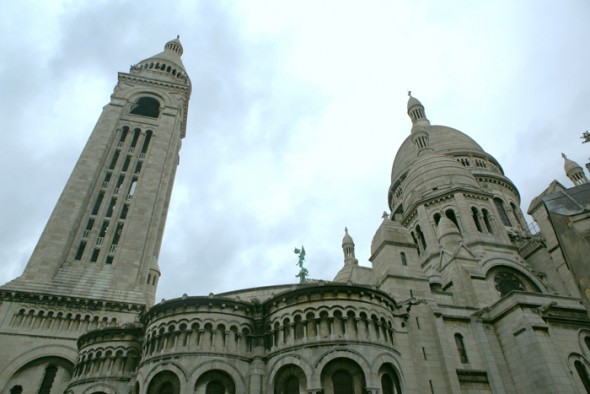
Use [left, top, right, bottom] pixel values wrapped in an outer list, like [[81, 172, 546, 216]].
[[1, 38, 590, 394]]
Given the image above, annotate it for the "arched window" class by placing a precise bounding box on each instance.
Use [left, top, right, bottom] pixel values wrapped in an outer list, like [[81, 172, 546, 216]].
[[400, 252, 407, 266], [333, 370, 354, 394], [454, 334, 469, 364], [575, 360, 590, 393], [494, 198, 511, 226], [38, 365, 58, 394], [585, 336, 590, 353], [472, 207, 482, 232], [379, 364, 402, 394], [130, 97, 160, 118], [410, 232, 420, 256], [433, 213, 441, 225], [382, 375, 394, 394], [445, 209, 460, 231]]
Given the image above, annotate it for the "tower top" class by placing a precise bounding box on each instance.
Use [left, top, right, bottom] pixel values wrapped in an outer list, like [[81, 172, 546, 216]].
[[407, 93, 430, 125]]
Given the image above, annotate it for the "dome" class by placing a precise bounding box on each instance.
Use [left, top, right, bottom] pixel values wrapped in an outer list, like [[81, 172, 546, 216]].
[[391, 125, 486, 183], [563, 153, 582, 174], [134, 37, 189, 83], [342, 227, 354, 246], [395, 149, 482, 211], [407, 96, 423, 111]]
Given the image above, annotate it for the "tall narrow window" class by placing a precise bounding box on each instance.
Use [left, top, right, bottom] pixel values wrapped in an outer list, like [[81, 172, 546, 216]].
[[106, 198, 117, 218], [575, 360, 590, 393], [510, 202, 522, 228], [38, 365, 58, 394], [472, 207, 482, 232], [411, 232, 420, 256], [116, 175, 125, 193], [433, 213, 441, 225], [128, 179, 138, 197], [91, 249, 100, 263], [122, 156, 131, 172], [135, 161, 142, 174], [130, 128, 141, 148], [401, 252, 407, 266], [112, 222, 124, 245], [119, 126, 129, 142], [99, 221, 109, 238], [10, 386, 23, 394], [92, 191, 105, 215], [85, 218, 95, 231], [416, 225, 427, 250], [455, 333, 468, 364], [482, 209, 493, 233], [75, 241, 87, 260], [494, 198, 511, 226], [120, 204, 129, 220], [141, 130, 152, 154], [108, 150, 120, 170]]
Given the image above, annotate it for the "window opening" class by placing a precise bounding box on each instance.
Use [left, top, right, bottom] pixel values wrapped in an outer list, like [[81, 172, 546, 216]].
[[332, 370, 354, 394], [92, 191, 104, 215], [141, 130, 152, 154], [130, 97, 160, 118], [103, 172, 112, 185], [510, 202, 522, 228], [112, 222, 124, 245], [416, 225, 427, 249], [106, 198, 117, 218], [106, 256, 113, 265], [99, 221, 109, 238], [205, 381, 224, 394], [119, 126, 129, 142], [135, 161, 142, 174], [434, 213, 441, 225], [575, 360, 590, 393], [91, 249, 100, 262], [122, 156, 131, 172], [115, 175, 125, 194], [585, 336, 590, 353], [75, 241, 87, 260], [120, 204, 129, 220], [38, 365, 58, 394], [455, 334, 469, 363], [472, 207, 482, 232], [494, 198, 511, 226], [401, 252, 407, 266], [411, 232, 420, 256], [285, 376, 299, 394], [445, 209, 460, 230], [482, 209, 493, 233], [130, 128, 141, 148], [85, 218, 95, 231], [108, 150, 120, 170], [10, 386, 23, 394]]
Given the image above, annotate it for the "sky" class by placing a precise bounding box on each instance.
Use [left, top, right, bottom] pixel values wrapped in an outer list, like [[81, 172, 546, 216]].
[[1, 0, 589, 302]]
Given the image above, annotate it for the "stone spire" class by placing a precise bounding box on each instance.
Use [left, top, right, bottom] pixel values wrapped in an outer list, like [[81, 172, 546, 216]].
[[562, 153, 588, 186], [407, 92, 430, 125], [342, 227, 358, 265]]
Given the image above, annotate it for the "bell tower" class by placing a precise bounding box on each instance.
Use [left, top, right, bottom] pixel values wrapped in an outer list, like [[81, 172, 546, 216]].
[[2, 37, 191, 308]]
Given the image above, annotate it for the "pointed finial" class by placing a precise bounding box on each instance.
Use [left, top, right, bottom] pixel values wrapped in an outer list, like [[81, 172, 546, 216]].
[[562, 153, 567, 159], [408, 90, 412, 97], [345, 227, 349, 234], [177, 34, 180, 39], [382, 211, 389, 219]]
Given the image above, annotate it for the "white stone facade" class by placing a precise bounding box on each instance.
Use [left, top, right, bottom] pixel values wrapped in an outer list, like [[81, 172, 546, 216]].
[[1, 40, 590, 394]]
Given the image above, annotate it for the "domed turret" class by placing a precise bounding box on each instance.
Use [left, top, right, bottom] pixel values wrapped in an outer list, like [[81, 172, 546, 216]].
[[407, 92, 430, 125], [437, 215, 462, 252], [562, 153, 588, 185], [342, 227, 358, 265], [132, 36, 190, 84]]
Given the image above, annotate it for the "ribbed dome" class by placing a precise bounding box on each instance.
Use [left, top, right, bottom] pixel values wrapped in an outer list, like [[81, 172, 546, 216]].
[[392, 125, 486, 183], [397, 149, 482, 210], [563, 153, 582, 174], [342, 227, 354, 246], [407, 96, 423, 110]]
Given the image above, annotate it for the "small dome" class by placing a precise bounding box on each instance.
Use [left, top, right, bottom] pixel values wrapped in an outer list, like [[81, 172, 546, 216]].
[[165, 36, 183, 56], [342, 227, 354, 246], [563, 153, 582, 173], [407, 95, 423, 111]]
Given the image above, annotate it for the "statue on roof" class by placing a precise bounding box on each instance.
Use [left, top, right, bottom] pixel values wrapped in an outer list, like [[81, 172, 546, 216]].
[[294, 246, 309, 283], [581, 130, 590, 143]]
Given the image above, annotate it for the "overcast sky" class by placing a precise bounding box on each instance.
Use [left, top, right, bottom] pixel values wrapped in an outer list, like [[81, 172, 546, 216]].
[[1, 1, 589, 301]]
